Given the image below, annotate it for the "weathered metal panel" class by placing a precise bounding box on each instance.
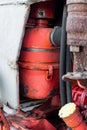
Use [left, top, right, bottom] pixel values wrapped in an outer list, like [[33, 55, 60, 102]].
[[67, 0, 87, 4], [0, 0, 46, 111], [0, 4, 29, 110], [66, 1, 87, 73], [0, 0, 47, 5], [66, 3, 87, 46]]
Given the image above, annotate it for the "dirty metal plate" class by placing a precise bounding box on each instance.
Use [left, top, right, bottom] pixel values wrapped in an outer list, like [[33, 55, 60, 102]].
[[67, 0, 87, 4], [62, 72, 87, 81], [0, 0, 47, 5], [20, 100, 46, 112]]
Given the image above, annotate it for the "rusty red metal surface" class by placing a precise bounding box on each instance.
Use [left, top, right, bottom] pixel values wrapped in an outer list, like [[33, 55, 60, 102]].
[[8, 113, 56, 130], [19, 28, 59, 63], [29, 0, 56, 19], [19, 27, 59, 99], [72, 84, 87, 110], [30, 95, 60, 119], [0, 109, 10, 130]]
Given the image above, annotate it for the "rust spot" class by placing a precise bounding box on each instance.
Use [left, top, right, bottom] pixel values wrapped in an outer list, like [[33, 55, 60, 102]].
[[20, 83, 28, 95], [24, 85, 29, 95], [49, 88, 57, 96], [66, 2, 87, 81], [67, 3, 87, 46], [33, 89, 38, 94], [8, 60, 18, 70]]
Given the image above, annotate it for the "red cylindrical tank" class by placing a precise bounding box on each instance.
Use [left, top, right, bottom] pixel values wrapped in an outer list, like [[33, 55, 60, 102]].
[[19, 27, 59, 99]]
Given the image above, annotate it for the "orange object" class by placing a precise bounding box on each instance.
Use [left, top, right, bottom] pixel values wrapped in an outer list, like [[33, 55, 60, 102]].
[[19, 27, 59, 99], [77, 80, 87, 89], [59, 103, 87, 130]]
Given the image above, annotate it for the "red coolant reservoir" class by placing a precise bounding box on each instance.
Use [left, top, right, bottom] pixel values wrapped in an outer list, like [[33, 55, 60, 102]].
[[18, 0, 59, 99], [19, 28, 60, 99]]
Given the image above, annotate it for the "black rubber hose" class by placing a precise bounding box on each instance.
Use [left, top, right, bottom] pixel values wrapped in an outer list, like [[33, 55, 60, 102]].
[[60, 5, 67, 106], [66, 46, 72, 103], [50, 26, 61, 46], [65, 9, 72, 130]]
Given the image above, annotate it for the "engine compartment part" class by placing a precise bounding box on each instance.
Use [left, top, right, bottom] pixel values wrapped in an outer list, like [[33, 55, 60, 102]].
[[72, 84, 87, 110], [19, 27, 60, 99], [67, 3, 87, 47], [59, 103, 87, 130], [29, 0, 56, 19], [50, 26, 61, 46], [0, 109, 10, 130], [63, 0, 87, 81], [2, 0, 87, 130], [7, 113, 56, 130], [59, 5, 67, 106], [19, 0, 60, 100]]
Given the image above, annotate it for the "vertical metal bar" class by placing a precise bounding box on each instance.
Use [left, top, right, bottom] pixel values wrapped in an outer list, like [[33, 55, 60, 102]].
[[66, 46, 72, 103], [60, 5, 67, 106]]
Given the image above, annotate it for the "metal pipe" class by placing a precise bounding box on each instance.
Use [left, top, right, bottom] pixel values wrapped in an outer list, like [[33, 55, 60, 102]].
[[66, 46, 72, 103], [50, 26, 61, 46], [66, 46, 72, 130], [59, 5, 67, 106]]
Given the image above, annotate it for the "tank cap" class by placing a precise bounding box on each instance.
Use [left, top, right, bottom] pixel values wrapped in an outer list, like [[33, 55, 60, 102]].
[[58, 103, 76, 118]]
